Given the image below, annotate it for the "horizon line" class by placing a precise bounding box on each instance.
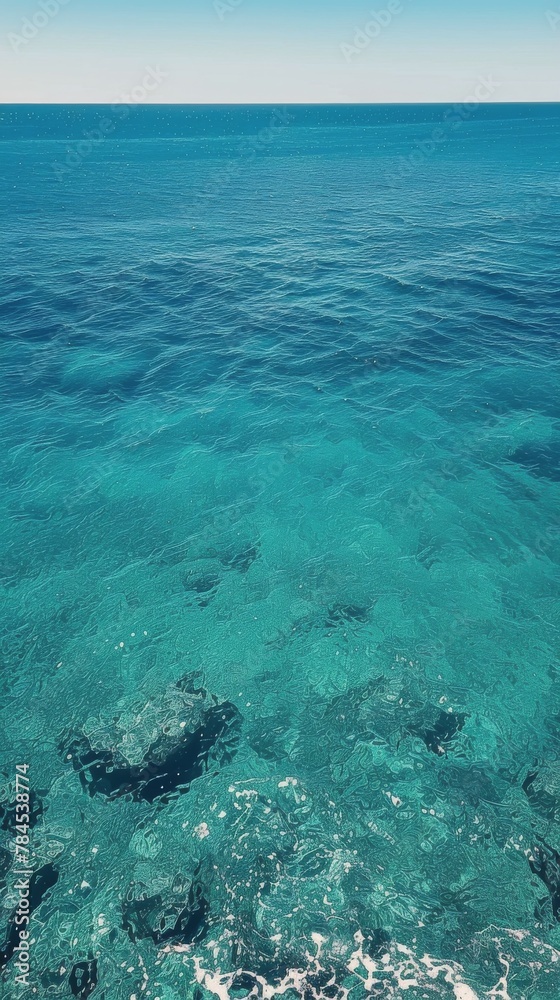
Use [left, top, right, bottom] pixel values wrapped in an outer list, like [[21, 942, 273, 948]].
[[2, 100, 560, 107]]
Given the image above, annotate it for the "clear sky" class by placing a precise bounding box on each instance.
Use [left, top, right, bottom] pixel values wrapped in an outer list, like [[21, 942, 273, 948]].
[[0, 0, 558, 103]]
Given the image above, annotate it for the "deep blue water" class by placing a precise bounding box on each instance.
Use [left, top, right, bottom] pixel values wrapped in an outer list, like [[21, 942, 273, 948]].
[[1, 104, 560, 1000]]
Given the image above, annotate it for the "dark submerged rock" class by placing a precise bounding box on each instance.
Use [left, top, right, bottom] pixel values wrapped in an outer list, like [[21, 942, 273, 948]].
[[364, 928, 391, 958], [528, 838, 560, 920], [69, 959, 98, 998], [304, 970, 340, 999], [0, 848, 11, 889], [230, 971, 261, 997], [0, 788, 45, 831], [325, 604, 370, 628], [411, 708, 467, 756], [122, 876, 209, 947], [183, 572, 221, 607], [62, 700, 241, 803], [220, 543, 260, 573], [522, 769, 560, 820], [508, 442, 560, 482]]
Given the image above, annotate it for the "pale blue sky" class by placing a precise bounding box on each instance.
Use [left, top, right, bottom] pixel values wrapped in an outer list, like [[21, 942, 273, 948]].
[[0, 0, 558, 102]]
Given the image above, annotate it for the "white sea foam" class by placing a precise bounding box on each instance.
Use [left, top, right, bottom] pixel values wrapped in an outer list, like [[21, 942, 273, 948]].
[[190, 930, 483, 1000], [186, 926, 560, 1000]]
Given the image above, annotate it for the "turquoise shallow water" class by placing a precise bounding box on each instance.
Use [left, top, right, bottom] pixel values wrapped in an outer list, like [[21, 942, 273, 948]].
[[1, 104, 560, 999]]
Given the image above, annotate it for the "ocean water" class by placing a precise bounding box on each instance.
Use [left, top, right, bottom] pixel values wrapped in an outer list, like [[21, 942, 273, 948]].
[[1, 103, 560, 1000]]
